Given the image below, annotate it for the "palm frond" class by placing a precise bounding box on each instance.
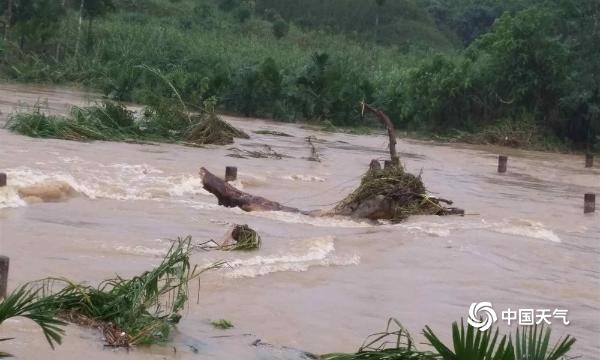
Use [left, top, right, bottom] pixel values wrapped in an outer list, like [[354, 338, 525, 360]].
[[423, 319, 514, 360], [513, 325, 575, 360], [0, 285, 67, 351]]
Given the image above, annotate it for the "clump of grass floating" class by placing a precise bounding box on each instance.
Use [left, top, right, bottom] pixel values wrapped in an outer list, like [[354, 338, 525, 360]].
[[221, 224, 262, 251], [334, 166, 452, 222], [210, 319, 234, 330], [6, 100, 250, 146], [37, 237, 223, 347], [195, 224, 262, 252], [186, 112, 249, 146], [5, 102, 140, 142]]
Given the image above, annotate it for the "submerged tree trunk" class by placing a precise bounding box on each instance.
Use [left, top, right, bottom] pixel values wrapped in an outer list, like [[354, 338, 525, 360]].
[[200, 167, 302, 213], [4, 0, 12, 41]]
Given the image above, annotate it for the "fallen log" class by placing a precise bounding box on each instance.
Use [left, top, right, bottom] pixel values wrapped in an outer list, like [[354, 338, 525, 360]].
[[200, 167, 301, 213]]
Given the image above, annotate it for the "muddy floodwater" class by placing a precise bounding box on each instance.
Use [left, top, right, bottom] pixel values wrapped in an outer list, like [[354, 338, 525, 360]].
[[0, 83, 599, 359]]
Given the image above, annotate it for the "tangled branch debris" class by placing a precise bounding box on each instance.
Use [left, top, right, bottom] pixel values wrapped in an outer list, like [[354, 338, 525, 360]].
[[227, 145, 289, 159], [333, 165, 463, 221], [187, 113, 249, 145], [306, 136, 321, 162], [219, 224, 262, 251], [329, 104, 462, 221]]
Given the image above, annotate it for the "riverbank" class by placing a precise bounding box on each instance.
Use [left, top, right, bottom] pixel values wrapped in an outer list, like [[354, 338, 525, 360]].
[[1, 80, 589, 155]]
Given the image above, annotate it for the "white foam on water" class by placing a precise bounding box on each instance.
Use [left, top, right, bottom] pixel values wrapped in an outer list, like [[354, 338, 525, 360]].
[[281, 174, 326, 182], [223, 236, 360, 278], [3, 163, 209, 202], [238, 172, 268, 187], [391, 218, 561, 243], [0, 187, 27, 209], [113, 245, 168, 256], [491, 219, 561, 243], [247, 211, 373, 228]]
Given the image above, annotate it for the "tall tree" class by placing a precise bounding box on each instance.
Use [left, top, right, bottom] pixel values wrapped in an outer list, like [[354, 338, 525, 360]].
[[3, 0, 12, 40]]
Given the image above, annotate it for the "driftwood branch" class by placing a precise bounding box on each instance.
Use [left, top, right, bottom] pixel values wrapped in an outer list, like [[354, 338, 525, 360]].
[[200, 167, 301, 213], [363, 103, 400, 167], [306, 136, 321, 162]]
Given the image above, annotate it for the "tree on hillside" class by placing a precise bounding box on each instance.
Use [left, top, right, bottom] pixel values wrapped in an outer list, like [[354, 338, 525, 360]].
[[3, 0, 12, 40], [375, 0, 385, 26], [472, 8, 568, 130], [1, 0, 65, 49], [272, 16, 289, 39], [73, 0, 114, 54]]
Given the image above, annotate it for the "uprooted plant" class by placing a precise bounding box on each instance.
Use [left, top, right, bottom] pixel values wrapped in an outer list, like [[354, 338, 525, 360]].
[[333, 165, 462, 222], [44, 237, 223, 346], [196, 224, 262, 251], [331, 104, 463, 222], [0, 237, 222, 350]]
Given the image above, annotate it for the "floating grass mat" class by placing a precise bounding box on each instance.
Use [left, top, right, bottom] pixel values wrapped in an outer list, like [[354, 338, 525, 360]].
[[38, 237, 222, 347], [219, 224, 262, 251], [6, 102, 250, 147], [186, 113, 249, 146], [334, 166, 459, 222], [5, 102, 140, 142], [211, 319, 234, 329]]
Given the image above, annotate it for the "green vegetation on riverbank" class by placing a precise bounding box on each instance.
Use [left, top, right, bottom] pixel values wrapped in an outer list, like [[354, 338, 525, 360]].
[[0, 0, 597, 151], [5, 99, 249, 145]]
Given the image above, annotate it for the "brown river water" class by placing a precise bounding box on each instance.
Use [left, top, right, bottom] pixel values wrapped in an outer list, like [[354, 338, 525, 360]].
[[0, 83, 599, 359]]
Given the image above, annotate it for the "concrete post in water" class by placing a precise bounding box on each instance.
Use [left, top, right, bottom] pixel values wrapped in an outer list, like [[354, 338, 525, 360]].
[[584, 193, 596, 214], [369, 159, 382, 171], [0, 173, 6, 187], [585, 153, 594, 168], [225, 166, 238, 182], [0, 256, 8, 299], [498, 155, 508, 173]]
